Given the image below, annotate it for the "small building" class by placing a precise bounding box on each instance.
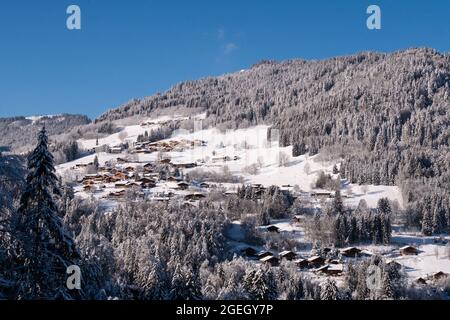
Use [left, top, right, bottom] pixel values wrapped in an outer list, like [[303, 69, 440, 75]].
[[307, 256, 325, 267], [177, 182, 189, 190], [110, 147, 123, 154], [115, 182, 127, 189], [316, 264, 343, 276], [415, 277, 427, 285], [199, 182, 210, 189], [266, 225, 280, 233], [340, 247, 362, 258], [292, 215, 302, 224], [241, 247, 257, 257], [143, 163, 154, 172], [260, 255, 279, 267], [385, 260, 402, 270], [279, 250, 297, 261], [159, 158, 172, 164], [294, 258, 309, 269], [257, 251, 273, 260], [137, 177, 155, 184], [400, 245, 418, 256], [432, 271, 448, 281], [360, 250, 375, 257], [184, 193, 206, 201], [83, 185, 96, 192]]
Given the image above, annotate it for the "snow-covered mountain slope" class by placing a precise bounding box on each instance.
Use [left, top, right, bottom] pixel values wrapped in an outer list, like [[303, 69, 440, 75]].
[[57, 114, 403, 209]]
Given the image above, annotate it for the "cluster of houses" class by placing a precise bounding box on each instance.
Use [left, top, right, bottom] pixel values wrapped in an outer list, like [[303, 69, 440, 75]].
[[132, 139, 205, 155], [239, 243, 437, 280], [73, 156, 211, 202], [240, 247, 347, 276]]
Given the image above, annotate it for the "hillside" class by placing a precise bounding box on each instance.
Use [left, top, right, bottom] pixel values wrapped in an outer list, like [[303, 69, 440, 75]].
[[96, 48, 450, 232], [0, 114, 91, 154]]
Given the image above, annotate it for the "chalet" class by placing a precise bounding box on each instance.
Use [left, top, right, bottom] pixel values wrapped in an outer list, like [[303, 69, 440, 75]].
[[266, 225, 280, 233], [86, 173, 103, 180], [125, 166, 135, 172], [294, 259, 309, 269], [241, 247, 257, 257], [212, 156, 231, 163], [315, 265, 329, 273], [322, 247, 332, 254], [327, 259, 341, 265], [177, 182, 189, 190], [108, 190, 126, 198], [257, 251, 273, 260], [137, 177, 155, 184], [260, 255, 279, 267], [311, 191, 334, 199], [360, 250, 375, 257], [199, 182, 210, 189], [124, 182, 140, 189], [415, 278, 427, 285], [400, 245, 418, 256], [279, 250, 297, 261], [316, 264, 343, 276], [115, 182, 127, 189], [340, 247, 362, 258], [173, 163, 197, 169], [75, 163, 88, 168], [113, 172, 127, 181], [160, 159, 172, 164], [184, 193, 206, 201], [117, 158, 127, 164], [385, 260, 402, 270], [110, 146, 123, 154], [307, 256, 326, 267], [83, 185, 96, 192], [432, 271, 448, 281], [292, 215, 302, 224], [143, 163, 154, 172]]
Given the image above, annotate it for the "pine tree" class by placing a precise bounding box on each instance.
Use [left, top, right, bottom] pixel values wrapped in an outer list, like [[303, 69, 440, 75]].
[[421, 210, 433, 236], [93, 155, 99, 171], [332, 164, 339, 174], [14, 127, 79, 299], [377, 198, 392, 215], [320, 279, 339, 300], [243, 268, 276, 300], [331, 190, 344, 215]]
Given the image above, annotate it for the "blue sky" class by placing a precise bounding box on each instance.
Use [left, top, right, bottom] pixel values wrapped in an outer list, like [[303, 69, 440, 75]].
[[0, 0, 449, 119]]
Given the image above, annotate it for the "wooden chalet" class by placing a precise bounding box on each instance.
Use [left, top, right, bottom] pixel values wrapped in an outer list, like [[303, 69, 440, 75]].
[[340, 247, 362, 258], [177, 182, 189, 190], [279, 250, 297, 261], [257, 251, 273, 260], [241, 247, 257, 257], [307, 256, 326, 267], [260, 255, 279, 267], [400, 245, 418, 256], [184, 193, 206, 201], [294, 258, 309, 269]]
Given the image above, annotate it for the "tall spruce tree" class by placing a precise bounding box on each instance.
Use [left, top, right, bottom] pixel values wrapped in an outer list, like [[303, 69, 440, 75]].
[[14, 127, 79, 299]]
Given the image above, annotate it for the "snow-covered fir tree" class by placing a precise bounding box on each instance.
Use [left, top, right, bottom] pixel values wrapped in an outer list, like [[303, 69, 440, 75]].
[[13, 127, 79, 299]]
